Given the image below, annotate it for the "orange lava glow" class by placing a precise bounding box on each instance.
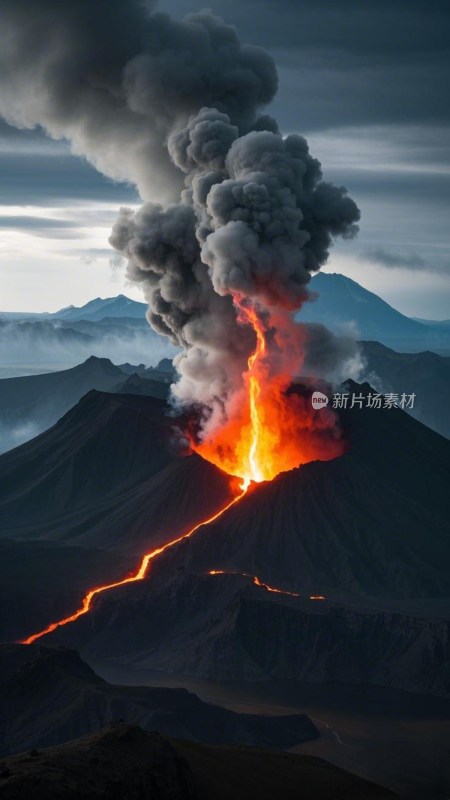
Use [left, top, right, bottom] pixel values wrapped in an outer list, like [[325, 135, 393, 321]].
[[208, 569, 326, 601], [194, 298, 344, 488], [20, 489, 247, 645], [208, 569, 299, 597]]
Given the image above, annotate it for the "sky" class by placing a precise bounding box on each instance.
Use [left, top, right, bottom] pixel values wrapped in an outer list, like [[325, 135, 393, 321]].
[[0, 0, 449, 318]]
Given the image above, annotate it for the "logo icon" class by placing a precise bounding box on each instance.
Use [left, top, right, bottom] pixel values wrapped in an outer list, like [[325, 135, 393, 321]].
[[312, 391, 329, 410]]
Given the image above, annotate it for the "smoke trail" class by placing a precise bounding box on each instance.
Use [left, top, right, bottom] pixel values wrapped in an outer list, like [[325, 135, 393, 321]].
[[0, 0, 361, 439]]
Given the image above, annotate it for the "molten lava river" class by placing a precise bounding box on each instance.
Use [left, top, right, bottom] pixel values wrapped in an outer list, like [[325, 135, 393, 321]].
[[21, 307, 335, 646]]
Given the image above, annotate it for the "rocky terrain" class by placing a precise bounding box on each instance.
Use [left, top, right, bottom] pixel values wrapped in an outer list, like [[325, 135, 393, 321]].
[[0, 645, 318, 756], [361, 341, 450, 438], [0, 391, 234, 640], [0, 723, 397, 799]]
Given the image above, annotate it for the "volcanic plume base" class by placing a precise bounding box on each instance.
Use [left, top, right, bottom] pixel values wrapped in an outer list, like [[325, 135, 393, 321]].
[[191, 301, 346, 489]]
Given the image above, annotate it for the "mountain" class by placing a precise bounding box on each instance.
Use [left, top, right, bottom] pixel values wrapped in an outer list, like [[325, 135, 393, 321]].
[[0, 356, 125, 454], [0, 722, 395, 800], [412, 318, 450, 330], [361, 341, 450, 438], [0, 315, 176, 379], [34, 385, 450, 697], [0, 390, 235, 640], [51, 294, 147, 322], [112, 373, 171, 399], [298, 273, 450, 353], [0, 294, 146, 323], [0, 356, 175, 454], [0, 645, 317, 756]]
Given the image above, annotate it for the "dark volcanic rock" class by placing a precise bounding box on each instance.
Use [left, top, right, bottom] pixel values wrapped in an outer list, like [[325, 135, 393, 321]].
[[0, 723, 397, 800], [0, 392, 178, 523], [0, 645, 318, 757], [0, 724, 196, 799], [0, 357, 127, 453], [56, 567, 450, 696], [360, 341, 450, 439]]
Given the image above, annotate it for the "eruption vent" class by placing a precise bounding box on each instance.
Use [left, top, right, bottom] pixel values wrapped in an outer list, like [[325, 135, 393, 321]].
[[0, 0, 361, 480]]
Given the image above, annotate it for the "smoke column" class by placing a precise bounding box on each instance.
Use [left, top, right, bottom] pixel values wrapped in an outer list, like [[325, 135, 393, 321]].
[[0, 0, 361, 482]]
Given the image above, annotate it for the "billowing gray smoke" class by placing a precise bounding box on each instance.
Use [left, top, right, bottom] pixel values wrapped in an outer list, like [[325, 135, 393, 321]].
[[0, 0, 361, 433], [0, 0, 276, 200]]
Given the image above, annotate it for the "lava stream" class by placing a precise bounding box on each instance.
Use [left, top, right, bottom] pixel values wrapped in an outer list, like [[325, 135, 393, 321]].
[[20, 489, 247, 645], [207, 569, 325, 600]]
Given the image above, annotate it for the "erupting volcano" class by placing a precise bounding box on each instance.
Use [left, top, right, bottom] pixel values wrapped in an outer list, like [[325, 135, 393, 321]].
[[3, 0, 361, 648], [20, 328, 339, 647]]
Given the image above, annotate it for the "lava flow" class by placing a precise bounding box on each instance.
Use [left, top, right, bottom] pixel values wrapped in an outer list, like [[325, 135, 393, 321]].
[[20, 489, 246, 645], [208, 570, 325, 600]]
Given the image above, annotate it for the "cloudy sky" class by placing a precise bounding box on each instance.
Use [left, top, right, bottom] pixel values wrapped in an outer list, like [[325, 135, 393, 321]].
[[0, 0, 448, 317]]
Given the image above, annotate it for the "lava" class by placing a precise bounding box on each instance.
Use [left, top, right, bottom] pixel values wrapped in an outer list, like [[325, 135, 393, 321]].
[[20, 488, 247, 645], [208, 569, 299, 597], [207, 570, 326, 601], [194, 298, 345, 487]]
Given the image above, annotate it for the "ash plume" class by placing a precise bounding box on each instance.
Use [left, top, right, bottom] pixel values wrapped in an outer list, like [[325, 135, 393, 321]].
[[0, 0, 361, 435]]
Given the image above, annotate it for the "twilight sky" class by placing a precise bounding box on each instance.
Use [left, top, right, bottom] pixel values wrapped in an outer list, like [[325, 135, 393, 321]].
[[0, 0, 448, 317]]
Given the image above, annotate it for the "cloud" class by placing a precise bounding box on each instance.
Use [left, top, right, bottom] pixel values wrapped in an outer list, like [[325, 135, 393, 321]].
[[165, 0, 450, 131], [0, 215, 85, 239], [0, 0, 277, 202], [0, 154, 139, 207], [363, 247, 449, 274]]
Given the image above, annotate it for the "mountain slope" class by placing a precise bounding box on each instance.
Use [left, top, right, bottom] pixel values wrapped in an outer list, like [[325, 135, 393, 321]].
[[0, 722, 396, 800], [298, 273, 450, 352], [0, 357, 126, 454], [148, 385, 450, 601], [112, 372, 171, 399], [0, 392, 178, 521], [361, 341, 450, 438], [0, 645, 317, 756], [0, 390, 235, 640]]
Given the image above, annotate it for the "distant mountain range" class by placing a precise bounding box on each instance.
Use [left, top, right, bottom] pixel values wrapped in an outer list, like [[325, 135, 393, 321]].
[[0, 313, 176, 379], [0, 294, 147, 322], [50, 294, 148, 322], [2, 278, 450, 357]]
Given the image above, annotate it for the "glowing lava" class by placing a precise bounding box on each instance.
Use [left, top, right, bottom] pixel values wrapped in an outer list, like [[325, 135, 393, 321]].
[[208, 570, 325, 601], [20, 489, 247, 645], [241, 303, 267, 487], [194, 298, 345, 487]]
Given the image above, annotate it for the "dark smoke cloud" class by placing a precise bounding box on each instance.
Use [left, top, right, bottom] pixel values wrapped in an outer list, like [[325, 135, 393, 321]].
[[0, 0, 361, 426], [0, 0, 277, 201]]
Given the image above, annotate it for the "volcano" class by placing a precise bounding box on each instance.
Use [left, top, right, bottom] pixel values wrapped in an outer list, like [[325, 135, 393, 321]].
[[3, 384, 449, 697]]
